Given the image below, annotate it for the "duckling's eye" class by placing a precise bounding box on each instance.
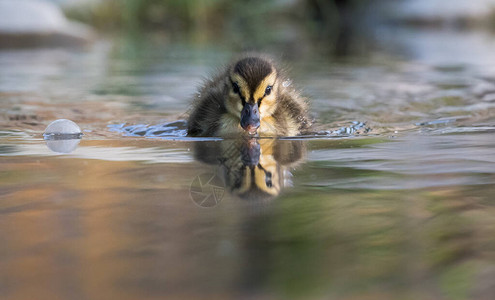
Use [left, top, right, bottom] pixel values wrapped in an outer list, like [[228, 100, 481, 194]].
[[232, 82, 240, 94], [265, 85, 272, 96]]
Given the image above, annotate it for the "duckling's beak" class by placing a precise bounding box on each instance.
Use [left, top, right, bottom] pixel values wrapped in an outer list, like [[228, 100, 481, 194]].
[[240, 102, 260, 135]]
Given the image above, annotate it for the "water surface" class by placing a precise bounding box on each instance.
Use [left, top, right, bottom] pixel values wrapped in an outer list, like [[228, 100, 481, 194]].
[[1, 29, 495, 299]]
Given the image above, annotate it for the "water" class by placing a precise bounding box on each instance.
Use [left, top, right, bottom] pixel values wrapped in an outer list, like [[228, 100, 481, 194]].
[[1, 28, 495, 300]]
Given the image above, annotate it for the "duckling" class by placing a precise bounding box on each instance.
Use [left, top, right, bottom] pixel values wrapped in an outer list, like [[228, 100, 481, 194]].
[[187, 55, 311, 137]]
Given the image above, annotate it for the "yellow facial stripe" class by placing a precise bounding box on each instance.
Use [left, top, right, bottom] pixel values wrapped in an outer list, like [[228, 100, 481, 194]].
[[253, 72, 277, 101], [254, 166, 278, 195]]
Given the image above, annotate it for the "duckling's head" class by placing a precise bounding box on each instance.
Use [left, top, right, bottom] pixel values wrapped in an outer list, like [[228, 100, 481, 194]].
[[226, 56, 279, 135]]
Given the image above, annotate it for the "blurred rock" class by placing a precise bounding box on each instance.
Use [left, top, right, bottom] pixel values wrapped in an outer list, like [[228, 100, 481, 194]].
[[473, 82, 495, 97], [481, 93, 495, 102], [0, 0, 94, 48]]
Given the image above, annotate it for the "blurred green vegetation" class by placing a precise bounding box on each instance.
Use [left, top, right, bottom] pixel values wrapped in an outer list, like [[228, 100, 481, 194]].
[[64, 0, 374, 31], [64, 0, 495, 32], [64, 0, 378, 57], [66, 0, 291, 31]]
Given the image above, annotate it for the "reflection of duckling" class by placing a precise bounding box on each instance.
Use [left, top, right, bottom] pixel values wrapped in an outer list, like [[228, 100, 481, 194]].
[[194, 138, 305, 200], [187, 55, 311, 137]]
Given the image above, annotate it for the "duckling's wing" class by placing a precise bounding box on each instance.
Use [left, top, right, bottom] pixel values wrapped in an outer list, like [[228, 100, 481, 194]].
[[276, 91, 312, 135]]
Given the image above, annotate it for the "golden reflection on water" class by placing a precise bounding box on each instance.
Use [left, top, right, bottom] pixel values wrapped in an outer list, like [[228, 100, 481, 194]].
[[1, 146, 239, 299]]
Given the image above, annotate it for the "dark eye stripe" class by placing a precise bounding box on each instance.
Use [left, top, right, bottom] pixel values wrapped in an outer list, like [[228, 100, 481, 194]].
[[229, 78, 239, 93], [257, 95, 264, 106], [257, 85, 273, 106], [230, 78, 246, 104], [232, 82, 240, 94]]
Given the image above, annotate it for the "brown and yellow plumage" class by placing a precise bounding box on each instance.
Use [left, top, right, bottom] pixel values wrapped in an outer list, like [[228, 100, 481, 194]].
[[187, 54, 311, 137]]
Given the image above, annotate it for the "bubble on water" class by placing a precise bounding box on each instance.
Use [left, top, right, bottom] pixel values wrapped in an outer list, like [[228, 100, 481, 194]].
[[44, 119, 82, 136], [43, 119, 82, 154]]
